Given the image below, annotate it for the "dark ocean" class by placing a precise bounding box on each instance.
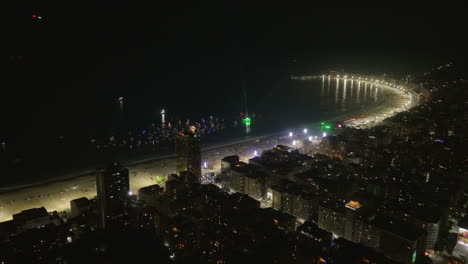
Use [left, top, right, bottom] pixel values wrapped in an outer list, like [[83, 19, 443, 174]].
[[3, 1, 462, 187], [1, 63, 391, 187]]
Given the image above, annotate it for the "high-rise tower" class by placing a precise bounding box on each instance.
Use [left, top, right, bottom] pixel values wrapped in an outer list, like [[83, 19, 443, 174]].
[[96, 163, 130, 229], [175, 131, 201, 180]]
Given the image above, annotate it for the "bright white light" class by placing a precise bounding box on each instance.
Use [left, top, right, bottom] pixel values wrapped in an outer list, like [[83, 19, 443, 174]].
[[322, 132, 327, 137], [67, 236, 72, 243], [267, 192, 273, 200], [308, 136, 312, 141], [289, 132, 293, 137], [303, 128, 308, 133], [292, 140, 297, 146], [128, 191, 133, 196], [203, 162, 208, 169], [254, 150, 258, 156]]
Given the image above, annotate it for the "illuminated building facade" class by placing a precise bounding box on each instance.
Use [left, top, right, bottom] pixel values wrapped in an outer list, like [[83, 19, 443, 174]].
[[319, 200, 426, 264], [175, 131, 201, 178], [318, 201, 347, 238]]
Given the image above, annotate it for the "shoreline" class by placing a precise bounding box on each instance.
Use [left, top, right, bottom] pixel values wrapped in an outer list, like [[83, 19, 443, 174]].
[[0, 75, 415, 222], [0, 77, 411, 193], [0, 84, 407, 193]]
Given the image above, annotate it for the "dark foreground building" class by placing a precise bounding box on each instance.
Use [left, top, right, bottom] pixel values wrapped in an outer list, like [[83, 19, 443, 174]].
[[96, 163, 130, 229], [175, 131, 201, 178]]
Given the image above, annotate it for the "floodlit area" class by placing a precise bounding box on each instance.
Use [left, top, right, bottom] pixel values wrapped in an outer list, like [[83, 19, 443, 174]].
[[0, 74, 418, 222], [453, 243, 468, 263], [0, 138, 275, 221], [0, 165, 158, 222], [329, 76, 416, 128], [0, 135, 302, 222]]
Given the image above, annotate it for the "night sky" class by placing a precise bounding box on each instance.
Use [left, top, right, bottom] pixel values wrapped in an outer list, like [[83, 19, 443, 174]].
[[5, 1, 467, 139]]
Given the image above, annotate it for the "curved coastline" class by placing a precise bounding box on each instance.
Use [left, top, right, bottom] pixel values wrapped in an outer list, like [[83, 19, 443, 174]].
[[0, 73, 419, 222], [0, 75, 415, 193]]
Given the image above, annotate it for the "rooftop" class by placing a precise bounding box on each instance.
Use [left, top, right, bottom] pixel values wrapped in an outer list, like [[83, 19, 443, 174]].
[[70, 197, 90, 208], [139, 184, 164, 195], [274, 145, 296, 153], [357, 208, 426, 241], [345, 200, 363, 210], [177, 130, 198, 138], [13, 207, 49, 224], [320, 199, 347, 213], [103, 162, 128, 174], [373, 214, 425, 241], [222, 155, 240, 164], [232, 161, 256, 173]]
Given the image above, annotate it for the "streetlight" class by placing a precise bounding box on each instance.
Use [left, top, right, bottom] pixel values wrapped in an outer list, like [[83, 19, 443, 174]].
[[161, 109, 165, 126], [117, 97, 124, 113]]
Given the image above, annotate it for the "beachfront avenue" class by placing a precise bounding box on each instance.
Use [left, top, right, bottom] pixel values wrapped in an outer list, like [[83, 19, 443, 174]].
[[0, 73, 416, 222]]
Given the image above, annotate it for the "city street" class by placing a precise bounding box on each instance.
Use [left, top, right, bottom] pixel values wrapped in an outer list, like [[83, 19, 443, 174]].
[[0, 78, 411, 222], [0, 136, 281, 221]]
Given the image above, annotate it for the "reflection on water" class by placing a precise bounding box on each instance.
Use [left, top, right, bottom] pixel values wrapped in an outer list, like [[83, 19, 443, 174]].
[[357, 81, 361, 104], [342, 79, 347, 111], [335, 78, 340, 104], [364, 82, 368, 104], [319, 78, 384, 116], [321, 75, 325, 97], [241, 78, 388, 137]]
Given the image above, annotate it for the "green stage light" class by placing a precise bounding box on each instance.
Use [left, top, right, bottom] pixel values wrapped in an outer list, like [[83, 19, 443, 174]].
[[242, 117, 251, 127]]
